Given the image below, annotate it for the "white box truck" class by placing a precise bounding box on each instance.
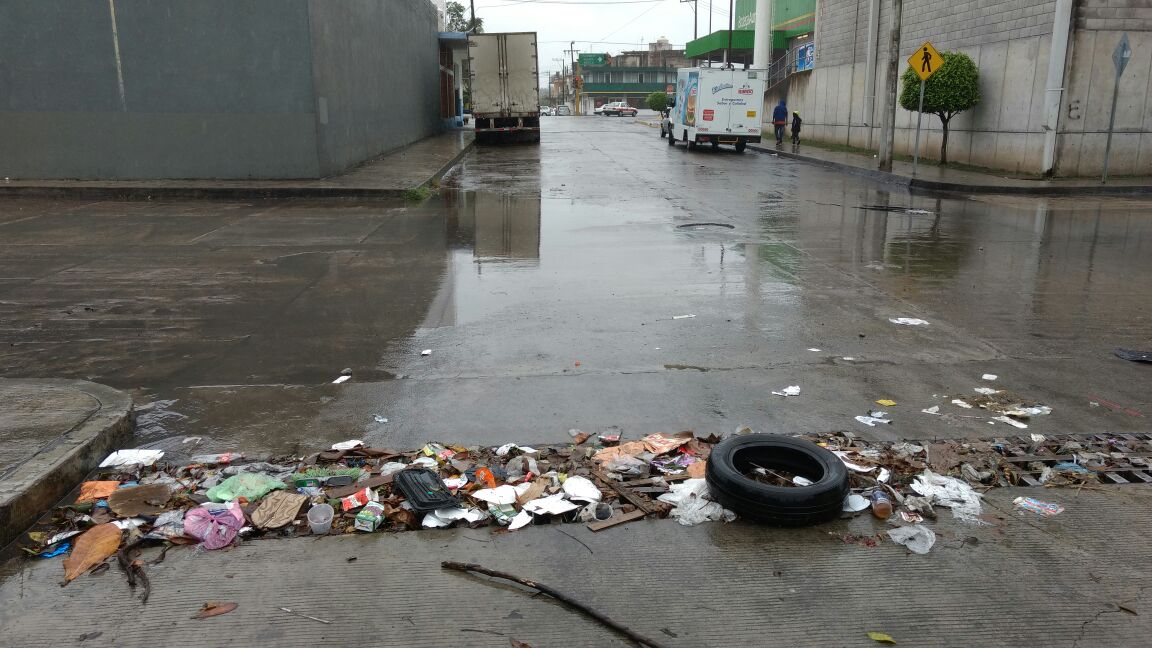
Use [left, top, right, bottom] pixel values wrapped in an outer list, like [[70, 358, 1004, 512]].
[[660, 67, 766, 152], [468, 32, 540, 144]]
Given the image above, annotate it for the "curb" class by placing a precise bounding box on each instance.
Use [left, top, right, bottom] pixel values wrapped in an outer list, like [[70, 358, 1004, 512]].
[[0, 139, 476, 202], [747, 143, 1152, 197], [0, 379, 134, 549]]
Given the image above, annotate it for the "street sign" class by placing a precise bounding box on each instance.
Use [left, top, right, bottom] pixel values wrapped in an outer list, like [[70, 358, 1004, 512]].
[[1103, 33, 1134, 183], [578, 53, 606, 67], [1113, 33, 1132, 76], [908, 41, 942, 82]]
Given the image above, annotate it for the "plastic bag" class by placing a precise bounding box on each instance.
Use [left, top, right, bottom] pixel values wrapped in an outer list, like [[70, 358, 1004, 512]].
[[205, 473, 285, 503], [887, 524, 936, 554], [604, 454, 649, 477], [656, 478, 736, 526], [184, 503, 245, 550], [910, 470, 983, 522]]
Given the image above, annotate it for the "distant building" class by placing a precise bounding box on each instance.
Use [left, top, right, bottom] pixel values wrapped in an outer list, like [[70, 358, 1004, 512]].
[[577, 37, 689, 113]]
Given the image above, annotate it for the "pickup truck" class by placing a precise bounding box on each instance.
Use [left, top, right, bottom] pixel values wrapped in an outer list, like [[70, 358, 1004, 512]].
[[599, 101, 637, 117]]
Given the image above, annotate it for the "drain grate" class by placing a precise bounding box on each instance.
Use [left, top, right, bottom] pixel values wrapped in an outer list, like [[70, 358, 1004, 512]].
[[991, 433, 1152, 486]]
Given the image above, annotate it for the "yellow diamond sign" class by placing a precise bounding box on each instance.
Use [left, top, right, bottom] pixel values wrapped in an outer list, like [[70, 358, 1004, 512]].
[[908, 41, 942, 81]]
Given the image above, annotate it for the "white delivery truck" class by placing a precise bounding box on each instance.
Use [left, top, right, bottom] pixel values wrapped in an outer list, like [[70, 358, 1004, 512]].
[[468, 32, 540, 144], [661, 67, 766, 152]]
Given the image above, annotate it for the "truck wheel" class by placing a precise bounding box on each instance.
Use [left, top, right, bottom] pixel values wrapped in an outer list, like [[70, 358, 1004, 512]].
[[687, 140, 696, 151], [668, 130, 676, 146], [711, 141, 719, 150], [735, 141, 747, 153]]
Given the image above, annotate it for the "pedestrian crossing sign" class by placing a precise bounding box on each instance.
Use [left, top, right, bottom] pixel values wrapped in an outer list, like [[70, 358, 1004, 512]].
[[908, 41, 942, 81]]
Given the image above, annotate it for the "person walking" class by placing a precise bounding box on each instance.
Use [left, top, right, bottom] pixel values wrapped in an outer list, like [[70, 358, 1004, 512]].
[[790, 111, 802, 145], [772, 100, 788, 145]]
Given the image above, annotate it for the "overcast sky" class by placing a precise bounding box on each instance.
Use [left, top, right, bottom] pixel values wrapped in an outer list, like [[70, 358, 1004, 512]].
[[469, 0, 736, 84]]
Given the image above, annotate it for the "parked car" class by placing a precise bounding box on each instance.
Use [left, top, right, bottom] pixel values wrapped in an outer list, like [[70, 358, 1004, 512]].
[[600, 101, 637, 117], [553, 105, 572, 116], [540, 106, 553, 116]]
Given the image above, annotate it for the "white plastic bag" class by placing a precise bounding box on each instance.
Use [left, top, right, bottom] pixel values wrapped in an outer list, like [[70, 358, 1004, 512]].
[[887, 524, 936, 554], [656, 479, 736, 526], [910, 470, 983, 523]]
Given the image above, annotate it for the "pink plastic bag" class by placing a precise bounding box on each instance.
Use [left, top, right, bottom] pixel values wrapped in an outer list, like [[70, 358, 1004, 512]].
[[184, 502, 245, 550]]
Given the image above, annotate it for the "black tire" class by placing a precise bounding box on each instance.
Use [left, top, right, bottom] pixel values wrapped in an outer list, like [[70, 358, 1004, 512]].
[[705, 434, 849, 527], [687, 140, 696, 151], [735, 141, 747, 153], [668, 130, 676, 146], [711, 141, 719, 150]]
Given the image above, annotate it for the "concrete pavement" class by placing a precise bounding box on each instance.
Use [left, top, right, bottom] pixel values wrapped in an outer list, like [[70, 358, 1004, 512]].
[[3, 115, 1152, 646], [2, 486, 1149, 647], [0, 379, 133, 548]]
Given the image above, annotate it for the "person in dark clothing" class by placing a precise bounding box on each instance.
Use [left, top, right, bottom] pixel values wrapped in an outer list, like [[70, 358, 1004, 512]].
[[791, 111, 802, 144], [772, 100, 787, 144]]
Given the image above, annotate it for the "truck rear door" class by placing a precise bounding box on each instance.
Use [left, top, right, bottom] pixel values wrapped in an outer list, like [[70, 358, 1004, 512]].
[[724, 70, 763, 138], [502, 33, 539, 115], [469, 35, 502, 116]]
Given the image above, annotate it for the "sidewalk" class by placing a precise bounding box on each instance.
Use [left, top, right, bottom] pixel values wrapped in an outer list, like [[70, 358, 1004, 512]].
[[750, 141, 1152, 196], [0, 130, 474, 201], [0, 379, 133, 548], [2, 486, 1149, 647], [636, 117, 1152, 196]]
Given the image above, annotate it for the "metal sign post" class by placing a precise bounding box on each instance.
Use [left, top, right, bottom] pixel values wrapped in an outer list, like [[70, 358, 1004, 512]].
[[907, 41, 941, 177], [1102, 33, 1132, 184], [913, 79, 925, 174]]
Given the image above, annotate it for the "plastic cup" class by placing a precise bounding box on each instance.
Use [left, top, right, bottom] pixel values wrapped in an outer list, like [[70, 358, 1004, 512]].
[[307, 503, 334, 534]]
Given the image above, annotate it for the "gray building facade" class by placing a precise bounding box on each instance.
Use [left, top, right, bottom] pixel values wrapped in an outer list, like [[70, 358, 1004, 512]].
[[781, 0, 1152, 176], [0, 0, 442, 180]]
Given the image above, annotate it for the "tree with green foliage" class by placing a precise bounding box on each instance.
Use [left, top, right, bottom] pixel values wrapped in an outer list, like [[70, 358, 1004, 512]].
[[646, 91, 668, 113], [446, 2, 483, 33], [899, 51, 979, 164]]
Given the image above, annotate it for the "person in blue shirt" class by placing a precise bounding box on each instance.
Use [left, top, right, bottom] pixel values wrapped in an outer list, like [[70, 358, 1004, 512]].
[[772, 100, 788, 145]]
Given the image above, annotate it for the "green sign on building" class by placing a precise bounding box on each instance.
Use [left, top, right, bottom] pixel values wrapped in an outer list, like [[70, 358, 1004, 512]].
[[578, 53, 607, 67]]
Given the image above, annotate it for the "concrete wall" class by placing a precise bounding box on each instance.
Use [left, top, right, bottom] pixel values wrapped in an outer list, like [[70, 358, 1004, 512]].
[[307, 0, 442, 177], [1058, 2, 1152, 175], [0, 0, 442, 180], [0, 0, 319, 179], [786, 0, 1152, 175], [790, 0, 1063, 173]]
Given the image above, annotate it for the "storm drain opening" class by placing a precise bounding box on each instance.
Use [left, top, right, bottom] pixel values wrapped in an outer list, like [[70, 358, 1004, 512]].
[[857, 205, 934, 216], [676, 222, 735, 230]]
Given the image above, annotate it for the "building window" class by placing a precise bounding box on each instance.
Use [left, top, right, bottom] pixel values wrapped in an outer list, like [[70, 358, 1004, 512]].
[[637, 73, 644, 83]]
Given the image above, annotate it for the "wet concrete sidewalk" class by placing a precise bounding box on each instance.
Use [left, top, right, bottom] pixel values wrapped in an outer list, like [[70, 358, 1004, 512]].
[[636, 117, 1152, 195], [2, 486, 1149, 647], [0, 379, 133, 547], [0, 130, 474, 201]]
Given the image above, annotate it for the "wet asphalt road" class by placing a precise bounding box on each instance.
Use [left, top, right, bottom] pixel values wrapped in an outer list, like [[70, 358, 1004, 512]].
[[1, 116, 1151, 456]]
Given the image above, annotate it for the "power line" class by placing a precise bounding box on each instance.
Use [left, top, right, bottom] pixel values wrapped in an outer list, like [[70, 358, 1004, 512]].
[[477, 0, 661, 8], [598, 0, 670, 41]]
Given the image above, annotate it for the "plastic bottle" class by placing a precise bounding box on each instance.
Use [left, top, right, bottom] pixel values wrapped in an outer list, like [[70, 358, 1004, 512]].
[[870, 489, 893, 519]]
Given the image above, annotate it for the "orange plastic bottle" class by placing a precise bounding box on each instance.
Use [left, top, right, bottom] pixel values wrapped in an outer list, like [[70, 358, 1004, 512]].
[[871, 489, 893, 519]]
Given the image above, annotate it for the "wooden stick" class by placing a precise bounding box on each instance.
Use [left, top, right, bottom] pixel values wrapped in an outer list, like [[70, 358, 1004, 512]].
[[441, 561, 671, 648]]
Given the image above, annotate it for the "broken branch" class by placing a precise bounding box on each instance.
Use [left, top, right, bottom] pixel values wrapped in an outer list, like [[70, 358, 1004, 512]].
[[441, 561, 671, 648]]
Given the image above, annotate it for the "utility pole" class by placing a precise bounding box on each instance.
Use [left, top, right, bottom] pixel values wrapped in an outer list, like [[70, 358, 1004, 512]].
[[877, 0, 902, 172], [565, 41, 581, 114], [469, 0, 476, 32]]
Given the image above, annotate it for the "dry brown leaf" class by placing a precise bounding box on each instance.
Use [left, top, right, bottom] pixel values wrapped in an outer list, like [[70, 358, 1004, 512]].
[[192, 601, 238, 619], [62, 523, 122, 582]]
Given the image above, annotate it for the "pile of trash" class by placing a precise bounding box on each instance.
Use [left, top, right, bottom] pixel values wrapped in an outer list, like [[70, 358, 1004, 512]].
[[23, 430, 732, 587], [28, 426, 1112, 585]]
